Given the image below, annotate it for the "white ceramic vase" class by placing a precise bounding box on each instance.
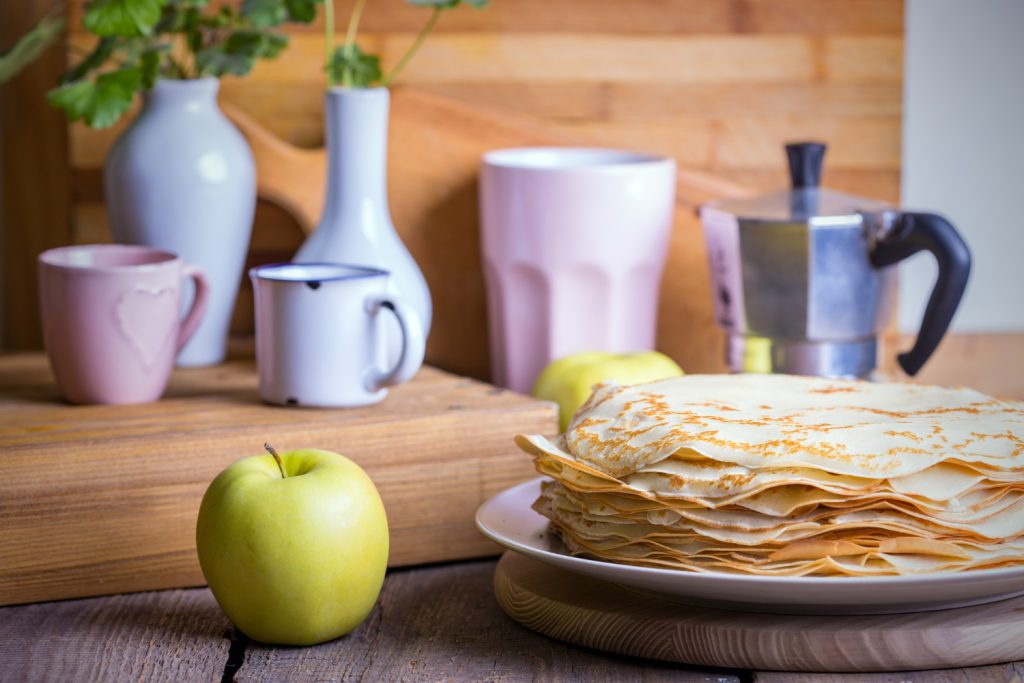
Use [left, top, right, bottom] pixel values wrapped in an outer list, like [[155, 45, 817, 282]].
[[104, 78, 256, 367], [293, 87, 432, 350]]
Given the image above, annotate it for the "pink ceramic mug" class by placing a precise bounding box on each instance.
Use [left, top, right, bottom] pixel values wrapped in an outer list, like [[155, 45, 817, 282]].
[[38, 244, 210, 404], [480, 147, 676, 393]]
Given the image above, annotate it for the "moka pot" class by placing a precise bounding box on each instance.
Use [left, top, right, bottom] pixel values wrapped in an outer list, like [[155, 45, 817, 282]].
[[699, 142, 971, 378]]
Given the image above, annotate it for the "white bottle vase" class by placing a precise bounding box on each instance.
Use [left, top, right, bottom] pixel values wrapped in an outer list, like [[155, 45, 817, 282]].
[[294, 87, 432, 350], [104, 78, 256, 367]]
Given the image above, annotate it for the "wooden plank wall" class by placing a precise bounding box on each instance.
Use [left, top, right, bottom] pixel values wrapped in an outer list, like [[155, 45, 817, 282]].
[[0, 0, 72, 351], [6, 0, 904, 354], [65, 0, 903, 238]]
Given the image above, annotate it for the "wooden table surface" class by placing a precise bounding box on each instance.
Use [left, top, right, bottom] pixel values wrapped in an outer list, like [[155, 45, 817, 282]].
[[1, 558, 1022, 683]]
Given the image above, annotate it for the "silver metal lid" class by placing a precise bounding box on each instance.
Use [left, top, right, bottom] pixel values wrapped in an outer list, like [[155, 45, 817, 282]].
[[703, 187, 891, 223], [703, 142, 891, 223]]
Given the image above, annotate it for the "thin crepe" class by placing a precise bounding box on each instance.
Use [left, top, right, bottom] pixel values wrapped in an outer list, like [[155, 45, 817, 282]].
[[517, 375, 1024, 577], [564, 375, 1024, 479]]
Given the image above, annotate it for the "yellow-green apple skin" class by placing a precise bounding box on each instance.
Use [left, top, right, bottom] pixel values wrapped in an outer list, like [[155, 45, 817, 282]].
[[533, 351, 684, 431], [195, 448, 389, 646]]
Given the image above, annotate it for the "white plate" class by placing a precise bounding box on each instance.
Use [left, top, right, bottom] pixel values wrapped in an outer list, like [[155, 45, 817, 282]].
[[476, 478, 1024, 615]]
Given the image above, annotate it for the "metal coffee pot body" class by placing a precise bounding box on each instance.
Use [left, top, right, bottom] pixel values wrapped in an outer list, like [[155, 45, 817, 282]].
[[700, 143, 971, 379]]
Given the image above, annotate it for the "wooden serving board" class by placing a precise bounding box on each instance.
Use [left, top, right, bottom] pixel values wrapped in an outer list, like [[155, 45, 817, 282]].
[[64, 88, 744, 381], [494, 552, 1024, 673], [0, 354, 556, 607], [218, 88, 743, 383]]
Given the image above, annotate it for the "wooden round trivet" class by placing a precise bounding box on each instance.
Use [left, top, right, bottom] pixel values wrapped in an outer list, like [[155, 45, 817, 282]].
[[493, 551, 1024, 673]]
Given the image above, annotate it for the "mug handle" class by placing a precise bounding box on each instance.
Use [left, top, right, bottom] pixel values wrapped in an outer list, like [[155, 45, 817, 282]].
[[176, 265, 211, 354], [365, 295, 426, 392]]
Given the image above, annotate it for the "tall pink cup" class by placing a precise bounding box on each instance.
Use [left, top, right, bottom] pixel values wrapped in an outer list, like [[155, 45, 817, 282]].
[[38, 244, 210, 404], [480, 148, 676, 393]]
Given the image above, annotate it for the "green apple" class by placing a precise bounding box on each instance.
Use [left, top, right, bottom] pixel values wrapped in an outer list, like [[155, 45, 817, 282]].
[[196, 446, 389, 646], [533, 351, 684, 431]]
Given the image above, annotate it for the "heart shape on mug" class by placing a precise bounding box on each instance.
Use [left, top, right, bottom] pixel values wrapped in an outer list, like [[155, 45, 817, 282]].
[[116, 286, 179, 371]]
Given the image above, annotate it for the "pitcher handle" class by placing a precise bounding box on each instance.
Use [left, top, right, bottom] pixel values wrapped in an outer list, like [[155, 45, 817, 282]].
[[365, 295, 425, 391], [177, 265, 211, 354], [870, 211, 971, 376]]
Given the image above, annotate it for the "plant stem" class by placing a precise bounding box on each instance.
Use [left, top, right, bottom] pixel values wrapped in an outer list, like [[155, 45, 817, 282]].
[[68, 43, 94, 59], [341, 0, 368, 88], [381, 6, 440, 87], [265, 443, 288, 479], [324, 0, 335, 85], [166, 54, 189, 79], [183, 46, 197, 79]]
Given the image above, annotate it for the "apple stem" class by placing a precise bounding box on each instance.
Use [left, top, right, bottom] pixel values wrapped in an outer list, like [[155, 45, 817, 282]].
[[264, 443, 287, 479]]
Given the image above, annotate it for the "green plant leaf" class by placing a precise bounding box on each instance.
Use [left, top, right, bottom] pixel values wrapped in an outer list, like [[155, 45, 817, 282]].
[[327, 43, 381, 88], [242, 0, 286, 28], [195, 29, 288, 77], [47, 80, 92, 121], [260, 32, 289, 59], [284, 0, 322, 23], [0, 12, 65, 85], [47, 66, 141, 128], [240, 0, 319, 28], [201, 6, 235, 28], [196, 32, 255, 75], [83, 0, 168, 37]]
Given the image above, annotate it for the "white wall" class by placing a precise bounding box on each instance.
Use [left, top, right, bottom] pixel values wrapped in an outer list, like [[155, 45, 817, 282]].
[[900, 0, 1024, 333]]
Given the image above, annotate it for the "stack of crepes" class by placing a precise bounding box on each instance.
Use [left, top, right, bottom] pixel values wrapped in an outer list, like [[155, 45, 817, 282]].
[[516, 374, 1024, 576]]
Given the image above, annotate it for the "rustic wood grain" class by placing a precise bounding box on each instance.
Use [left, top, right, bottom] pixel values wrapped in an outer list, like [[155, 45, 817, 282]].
[[222, 89, 738, 380], [494, 552, 1024, 674], [0, 0, 72, 351], [0, 560, 744, 682], [825, 35, 904, 82], [0, 588, 230, 682], [605, 82, 903, 119], [4, 1, 906, 354], [724, 168, 904, 202], [0, 353, 556, 606], [66, 83, 905, 168], [755, 665, 1024, 683], [2, 557, 1015, 680], [378, 34, 819, 85], [69, 0, 903, 35], [239, 559, 739, 682], [713, 116, 901, 170], [63, 24, 905, 178]]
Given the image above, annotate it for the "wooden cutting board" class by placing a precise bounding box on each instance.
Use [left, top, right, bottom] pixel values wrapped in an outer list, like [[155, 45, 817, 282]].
[[0, 354, 556, 607], [494, 552, 1024, 673], [223, 87, 748, 382], [62, 87, 745, 381]]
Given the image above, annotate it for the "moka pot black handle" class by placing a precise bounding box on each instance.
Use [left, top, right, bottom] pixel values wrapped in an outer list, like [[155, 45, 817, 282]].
[[870, 212, 971, 376]]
